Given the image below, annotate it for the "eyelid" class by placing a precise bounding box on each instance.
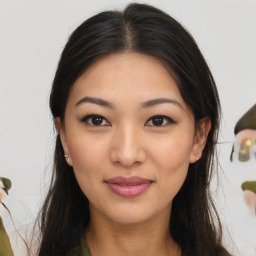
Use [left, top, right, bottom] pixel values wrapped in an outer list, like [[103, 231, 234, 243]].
[[145, 115, 176, 127], [80, 114, 110, 126]]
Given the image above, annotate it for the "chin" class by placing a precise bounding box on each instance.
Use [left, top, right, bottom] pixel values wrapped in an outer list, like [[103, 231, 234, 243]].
[[108, 212, 152, 225], [102, 202, 168, 226]]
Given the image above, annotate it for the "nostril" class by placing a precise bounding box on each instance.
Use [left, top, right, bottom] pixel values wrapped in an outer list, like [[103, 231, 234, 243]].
[[113, 149, 146, 167]]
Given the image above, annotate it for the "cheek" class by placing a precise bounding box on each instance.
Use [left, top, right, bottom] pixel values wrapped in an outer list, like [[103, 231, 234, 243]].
[[151, 132, 194, 169], [150, 133, 193, 193], [159, 142, 190, 182], [67, 135, 107, 174], [67, 137, 108, 199]]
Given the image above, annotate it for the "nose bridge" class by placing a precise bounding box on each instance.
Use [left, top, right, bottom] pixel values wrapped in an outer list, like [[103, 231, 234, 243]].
[[111, 121, 145, 167]]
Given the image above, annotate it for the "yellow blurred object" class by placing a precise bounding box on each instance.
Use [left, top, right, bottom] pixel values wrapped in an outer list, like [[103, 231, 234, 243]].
[[245, 139, 252, 147], [238, 139, 252, 162]]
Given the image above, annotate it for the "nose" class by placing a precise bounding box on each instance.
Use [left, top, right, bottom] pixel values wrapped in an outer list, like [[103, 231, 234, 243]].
[[110, 124, 146, 168]]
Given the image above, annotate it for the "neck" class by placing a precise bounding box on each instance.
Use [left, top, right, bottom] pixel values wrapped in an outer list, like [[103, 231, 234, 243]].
[[85, 206, 181, 256]]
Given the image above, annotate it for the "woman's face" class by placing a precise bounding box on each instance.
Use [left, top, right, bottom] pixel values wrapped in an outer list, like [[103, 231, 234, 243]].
[[58, 53, 210, 224]]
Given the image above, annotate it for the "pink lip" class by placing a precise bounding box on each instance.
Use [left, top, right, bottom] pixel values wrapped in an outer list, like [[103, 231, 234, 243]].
[[105, 176, 153, 198]]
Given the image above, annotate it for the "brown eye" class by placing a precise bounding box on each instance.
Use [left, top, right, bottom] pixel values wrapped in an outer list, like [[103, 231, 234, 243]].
[[152, 117, 164, 126], [145, 115, 176, 127], [91, 116, 104, 125], [81, 115, 110, 126]]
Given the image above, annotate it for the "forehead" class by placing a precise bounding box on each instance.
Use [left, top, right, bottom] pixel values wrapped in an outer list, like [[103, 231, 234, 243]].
[[67, 52, 187, 110]]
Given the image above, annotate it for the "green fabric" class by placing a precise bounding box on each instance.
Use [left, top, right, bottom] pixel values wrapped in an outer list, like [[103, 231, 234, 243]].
[[67, 235, 91, 256], [0, 216, 14, 256], [81, 237, 91, 256]]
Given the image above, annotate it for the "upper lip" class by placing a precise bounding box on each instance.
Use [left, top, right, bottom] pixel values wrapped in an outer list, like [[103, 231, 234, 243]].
[[105, 176, 153, 185]]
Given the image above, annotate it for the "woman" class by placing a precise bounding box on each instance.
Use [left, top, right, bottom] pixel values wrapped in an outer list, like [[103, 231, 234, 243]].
[[36, 3, 232, 256]]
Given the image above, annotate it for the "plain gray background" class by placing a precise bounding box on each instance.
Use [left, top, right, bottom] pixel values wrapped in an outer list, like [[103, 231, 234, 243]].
[[0, 0, 256, 255]]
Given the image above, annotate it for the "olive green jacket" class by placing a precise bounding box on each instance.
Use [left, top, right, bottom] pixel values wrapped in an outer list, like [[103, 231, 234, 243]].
[[67, 236, 91, 256]]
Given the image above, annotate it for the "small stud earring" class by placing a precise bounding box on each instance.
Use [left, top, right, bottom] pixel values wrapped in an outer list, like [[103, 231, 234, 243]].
[[64, 154, 71, 163]]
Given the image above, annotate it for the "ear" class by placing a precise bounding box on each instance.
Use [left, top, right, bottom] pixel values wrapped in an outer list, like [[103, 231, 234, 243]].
[[189, 117, 212, 163], [54, 117, 73, 166]]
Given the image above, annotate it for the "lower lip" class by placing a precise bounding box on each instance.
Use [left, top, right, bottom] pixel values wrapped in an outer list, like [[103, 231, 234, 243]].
[[105, 182, 152, 197]]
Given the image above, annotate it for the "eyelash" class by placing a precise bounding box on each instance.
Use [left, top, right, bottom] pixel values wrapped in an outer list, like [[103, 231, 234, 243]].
[[80, 114, 176, 127]]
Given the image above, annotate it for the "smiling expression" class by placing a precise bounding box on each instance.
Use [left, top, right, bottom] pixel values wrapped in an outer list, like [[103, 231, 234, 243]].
[[58, 53, 208, 224]]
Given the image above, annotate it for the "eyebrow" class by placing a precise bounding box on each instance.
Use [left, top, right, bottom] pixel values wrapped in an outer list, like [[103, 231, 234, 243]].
[[140, 98, 184, 110], [75, 96, 184, 110], [76, 97, 115, 109]]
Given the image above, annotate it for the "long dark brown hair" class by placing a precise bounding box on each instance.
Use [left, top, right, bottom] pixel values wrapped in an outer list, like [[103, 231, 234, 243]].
[[36, 3, 229, 256]]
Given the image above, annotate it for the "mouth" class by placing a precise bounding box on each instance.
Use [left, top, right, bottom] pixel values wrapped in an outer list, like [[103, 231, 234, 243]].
[[104, 176, 153, 198]]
